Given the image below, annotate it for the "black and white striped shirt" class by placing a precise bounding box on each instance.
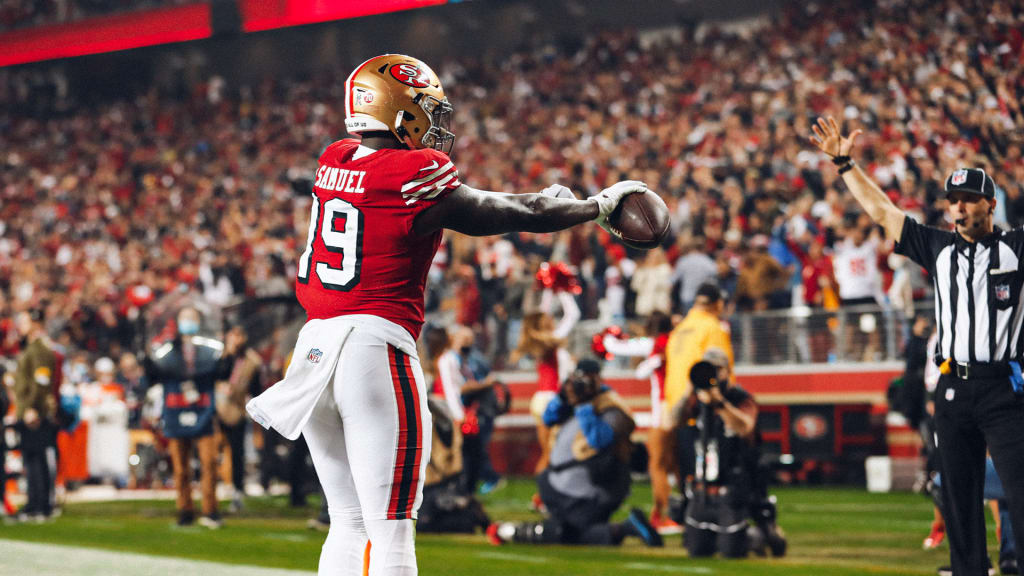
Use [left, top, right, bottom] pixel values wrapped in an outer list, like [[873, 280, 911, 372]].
[[895, 216, 1024, 363]]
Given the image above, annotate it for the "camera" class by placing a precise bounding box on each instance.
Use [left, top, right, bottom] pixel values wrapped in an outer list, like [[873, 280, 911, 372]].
[[562, 372, 599, 406], [690, 360, 721, 392], [690, 360, 726, 409]]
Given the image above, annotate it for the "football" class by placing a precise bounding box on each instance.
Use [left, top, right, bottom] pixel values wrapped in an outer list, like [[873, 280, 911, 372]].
[[607, 188, 671, 249]]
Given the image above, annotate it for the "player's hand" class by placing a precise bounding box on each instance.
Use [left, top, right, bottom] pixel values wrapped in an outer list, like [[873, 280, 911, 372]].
[[592, 180, 647, 232], [708, 386, 725, 406], [810, 116, 861, 159], [540, 184, 575, 200], [695, 389, 712, 406]]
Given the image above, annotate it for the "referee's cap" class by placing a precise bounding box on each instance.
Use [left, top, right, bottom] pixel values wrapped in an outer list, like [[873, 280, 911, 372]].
[[944, 168, 995, 199]]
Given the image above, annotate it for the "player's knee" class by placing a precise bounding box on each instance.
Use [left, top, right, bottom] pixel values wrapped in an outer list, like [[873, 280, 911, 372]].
[[328, 505, 365, 531]]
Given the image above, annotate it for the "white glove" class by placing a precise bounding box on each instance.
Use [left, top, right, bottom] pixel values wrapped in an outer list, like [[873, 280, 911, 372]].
[[540, 184, 576, 200], [591, 180, 647, 233]]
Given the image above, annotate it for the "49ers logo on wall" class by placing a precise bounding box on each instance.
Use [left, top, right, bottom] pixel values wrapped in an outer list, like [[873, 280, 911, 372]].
[[390, 63, 431, 88], [794, 413, 828, 441]]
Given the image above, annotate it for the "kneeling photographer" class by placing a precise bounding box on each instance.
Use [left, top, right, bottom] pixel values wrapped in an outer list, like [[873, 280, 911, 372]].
[[487, 358, 662, 547], [677, 348, 784, 558]]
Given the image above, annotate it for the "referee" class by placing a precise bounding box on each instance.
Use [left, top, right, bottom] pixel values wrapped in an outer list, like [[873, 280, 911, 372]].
[[811, 116, 1024, 576]]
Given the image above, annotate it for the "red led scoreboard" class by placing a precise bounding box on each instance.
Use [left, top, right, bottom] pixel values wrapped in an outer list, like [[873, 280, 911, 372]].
[[0, 0, 449, 67]]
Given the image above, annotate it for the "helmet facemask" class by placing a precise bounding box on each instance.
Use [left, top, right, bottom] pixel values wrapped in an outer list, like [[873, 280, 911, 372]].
[[413, 93, 455, 155]]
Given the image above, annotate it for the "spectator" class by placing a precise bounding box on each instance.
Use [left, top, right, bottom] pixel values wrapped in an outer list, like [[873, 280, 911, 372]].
[[145, 306, 239, 528], [117, 353, 149, 430], [794, 236, 837, 361], [0, 364, 12, 519], [672, 235, 718, 313], [432, 324, 502, 495], [599, 247, 633, 325], [215, 326, 262, 513], [631, 247, 673, 318], [80, 357, 129, 483], [417, 396, 491, 535], [13, 308, 59, 521], [832, 220, 885, 361], [735, 235, 787, 312]]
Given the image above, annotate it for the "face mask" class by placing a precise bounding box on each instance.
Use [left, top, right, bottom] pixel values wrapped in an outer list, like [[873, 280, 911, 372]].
[[179, 320, 200, 335]]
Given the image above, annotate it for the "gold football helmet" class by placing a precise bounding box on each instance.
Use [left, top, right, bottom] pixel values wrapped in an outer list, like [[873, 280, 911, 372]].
[[344, 54, 455, 155]]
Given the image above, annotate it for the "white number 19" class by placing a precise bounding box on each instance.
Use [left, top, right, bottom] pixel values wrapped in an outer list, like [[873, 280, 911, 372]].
[[297, 196, 362, 291]]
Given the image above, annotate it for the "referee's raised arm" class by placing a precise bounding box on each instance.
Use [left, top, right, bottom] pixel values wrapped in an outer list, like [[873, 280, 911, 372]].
[[809, 116, 905, 240]]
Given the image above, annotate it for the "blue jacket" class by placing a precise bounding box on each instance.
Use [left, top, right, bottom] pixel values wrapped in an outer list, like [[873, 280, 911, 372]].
[[145, 336, 234, 439]]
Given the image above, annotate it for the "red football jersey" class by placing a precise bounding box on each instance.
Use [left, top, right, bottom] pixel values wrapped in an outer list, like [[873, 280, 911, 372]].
[[295, 139, 461, 339]]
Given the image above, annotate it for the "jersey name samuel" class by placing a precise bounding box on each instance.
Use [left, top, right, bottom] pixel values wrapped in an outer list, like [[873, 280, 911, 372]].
[[314, 166, 367, 194]]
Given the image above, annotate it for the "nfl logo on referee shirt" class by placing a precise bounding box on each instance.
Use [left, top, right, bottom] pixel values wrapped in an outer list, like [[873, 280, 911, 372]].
[[951, 169, 969, 186], [997, 284, 1011, 302], [307, 348, 323, 364]]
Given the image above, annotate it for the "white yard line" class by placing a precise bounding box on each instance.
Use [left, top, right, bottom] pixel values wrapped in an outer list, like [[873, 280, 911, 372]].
[[474, 551, 550, 564], [622, 563, 714, 573], [0, 539, 314, 576]]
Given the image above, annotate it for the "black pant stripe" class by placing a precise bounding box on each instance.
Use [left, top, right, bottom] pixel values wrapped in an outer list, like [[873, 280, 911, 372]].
[[394, 348, 418, 520]]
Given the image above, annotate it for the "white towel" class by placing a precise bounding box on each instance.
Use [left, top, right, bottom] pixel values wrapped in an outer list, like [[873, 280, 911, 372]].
[[246, 315, 418, 440]]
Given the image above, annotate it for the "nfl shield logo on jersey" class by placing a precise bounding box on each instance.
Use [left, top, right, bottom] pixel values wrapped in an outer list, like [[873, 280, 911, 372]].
[[996, 284, 1011, 302], [307, 348, 323, 364], [951, 169, 968, 186]]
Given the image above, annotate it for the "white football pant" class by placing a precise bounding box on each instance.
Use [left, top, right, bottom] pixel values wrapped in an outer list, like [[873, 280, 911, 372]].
[[303, 325, 430, 576]]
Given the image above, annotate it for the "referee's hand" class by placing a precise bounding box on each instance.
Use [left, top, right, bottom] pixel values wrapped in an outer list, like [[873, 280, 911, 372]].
[[810, 116, 862, 159]]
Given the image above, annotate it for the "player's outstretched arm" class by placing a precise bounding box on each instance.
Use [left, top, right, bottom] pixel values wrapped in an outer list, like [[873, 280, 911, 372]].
[[412, 181, 646, 237], [810, 116, 905, 240]]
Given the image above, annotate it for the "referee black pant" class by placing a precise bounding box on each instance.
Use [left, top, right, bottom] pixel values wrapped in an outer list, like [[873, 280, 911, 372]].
[[935, 373, 1024, 576]]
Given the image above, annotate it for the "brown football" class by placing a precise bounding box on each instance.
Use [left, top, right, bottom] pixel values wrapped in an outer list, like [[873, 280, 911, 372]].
[[607, 188, 671, 250]]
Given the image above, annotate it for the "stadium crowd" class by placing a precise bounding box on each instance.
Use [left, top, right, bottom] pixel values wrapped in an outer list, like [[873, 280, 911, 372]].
[[2, 0, 1022, 370], [0, 0, 1023, 519]]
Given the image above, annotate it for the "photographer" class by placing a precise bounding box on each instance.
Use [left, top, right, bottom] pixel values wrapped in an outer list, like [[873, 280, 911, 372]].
[[676, 348, 763, 558], [487, 359, 662, 547]]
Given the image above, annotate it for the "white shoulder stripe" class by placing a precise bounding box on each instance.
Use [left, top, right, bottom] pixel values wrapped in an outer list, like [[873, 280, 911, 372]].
[[422, 174, 459, 199], [404, 177, 459, 205], [405, 171, 458, 200], [400, 162, 455, 192]]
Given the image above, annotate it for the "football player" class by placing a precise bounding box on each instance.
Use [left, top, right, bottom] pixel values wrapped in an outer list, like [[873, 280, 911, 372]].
[[247, 54, 646, 576]]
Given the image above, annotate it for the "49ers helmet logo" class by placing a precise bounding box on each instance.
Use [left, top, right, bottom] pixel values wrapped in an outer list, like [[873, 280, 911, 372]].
[[390, 63, 431, 88]]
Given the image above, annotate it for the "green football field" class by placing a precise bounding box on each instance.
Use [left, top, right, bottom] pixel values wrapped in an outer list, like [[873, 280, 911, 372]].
[[0, 478, 987, 575]]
